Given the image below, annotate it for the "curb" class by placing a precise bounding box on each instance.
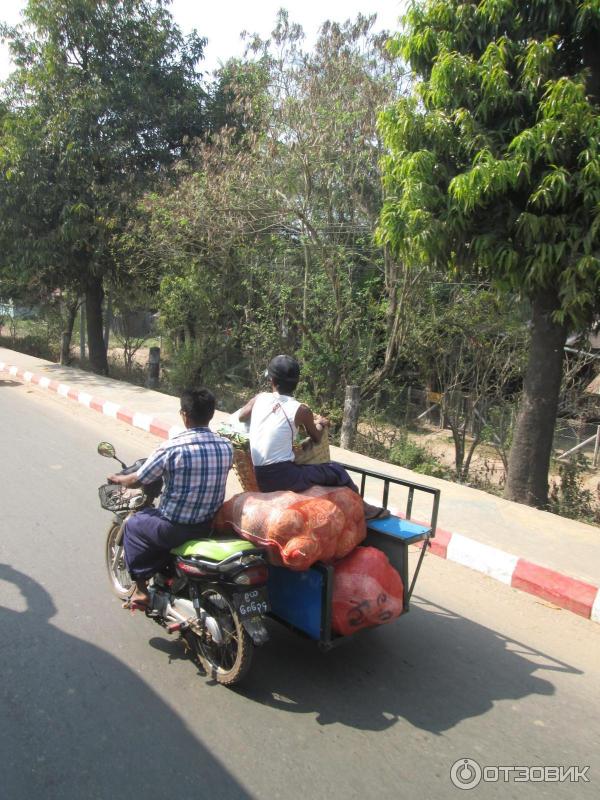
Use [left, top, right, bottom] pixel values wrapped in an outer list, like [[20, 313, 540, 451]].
[[3, 358, 599, 625], [0, 360, 176, 440], [379, 505, 600, 624]]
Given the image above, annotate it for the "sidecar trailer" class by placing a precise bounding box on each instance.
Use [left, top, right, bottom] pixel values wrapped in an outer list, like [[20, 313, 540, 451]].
[[266, 464, 440, 650]]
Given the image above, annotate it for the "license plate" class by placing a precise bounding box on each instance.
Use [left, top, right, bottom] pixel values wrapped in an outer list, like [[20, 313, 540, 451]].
[[233, 587, 269, 619]]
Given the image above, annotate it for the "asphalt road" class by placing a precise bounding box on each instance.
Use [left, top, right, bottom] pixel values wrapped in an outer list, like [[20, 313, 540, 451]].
[[1, 378, 600, 800]]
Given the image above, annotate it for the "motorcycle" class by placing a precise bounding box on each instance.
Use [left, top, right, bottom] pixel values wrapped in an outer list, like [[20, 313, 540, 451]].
[[97, 441, 270, 686]]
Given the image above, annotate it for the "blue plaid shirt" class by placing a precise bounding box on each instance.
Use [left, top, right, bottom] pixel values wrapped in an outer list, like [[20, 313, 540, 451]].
[[136, 428, 233, 524]]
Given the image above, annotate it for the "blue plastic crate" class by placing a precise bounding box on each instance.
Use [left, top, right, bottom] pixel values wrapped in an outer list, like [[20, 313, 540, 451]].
[[267, 564, 325, 640]]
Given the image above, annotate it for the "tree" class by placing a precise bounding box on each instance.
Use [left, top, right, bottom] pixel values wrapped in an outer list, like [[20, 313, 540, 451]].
[[410, 285, 526, 481], [126, 13, 410, 403], [0, 0, 207, 373], [379, 0, 600, 507], [246, 13, 409, 401]]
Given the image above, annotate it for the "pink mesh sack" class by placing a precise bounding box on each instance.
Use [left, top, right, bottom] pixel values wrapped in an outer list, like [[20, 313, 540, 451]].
[[331, 547, 404, 636], [214, 486, 366, 571]]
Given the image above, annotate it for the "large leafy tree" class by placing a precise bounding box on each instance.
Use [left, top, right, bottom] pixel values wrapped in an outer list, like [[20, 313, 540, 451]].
[[379, 0, 600, 507], [0, 0, 206, 373], [127, 13, 409, 402]]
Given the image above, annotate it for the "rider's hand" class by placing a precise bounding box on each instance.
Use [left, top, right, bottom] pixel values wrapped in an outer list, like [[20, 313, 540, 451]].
[[107, 474, 120, 485], [315, 415, 330, 428]]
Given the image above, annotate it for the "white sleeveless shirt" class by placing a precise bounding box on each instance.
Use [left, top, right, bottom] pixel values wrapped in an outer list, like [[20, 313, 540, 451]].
[[250, 392, 302, 466]]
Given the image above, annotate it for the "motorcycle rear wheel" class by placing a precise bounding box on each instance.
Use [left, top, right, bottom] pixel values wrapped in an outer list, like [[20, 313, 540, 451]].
[[190, 589, 253, 686], [105, 520, 133, 599]]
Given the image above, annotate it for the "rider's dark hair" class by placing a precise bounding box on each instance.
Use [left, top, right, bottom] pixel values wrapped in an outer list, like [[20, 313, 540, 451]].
[[180, 388, 215, 426], [272, 376, 299, 395], [267, 355, 300, 396]]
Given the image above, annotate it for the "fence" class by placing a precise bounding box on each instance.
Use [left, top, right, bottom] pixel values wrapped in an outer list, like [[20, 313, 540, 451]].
[[555, 420, 600, 467], [386, 385, 600, 467]]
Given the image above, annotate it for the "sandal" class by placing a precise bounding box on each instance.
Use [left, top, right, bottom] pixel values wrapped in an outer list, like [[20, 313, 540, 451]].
[[122, 596, 150, 611]]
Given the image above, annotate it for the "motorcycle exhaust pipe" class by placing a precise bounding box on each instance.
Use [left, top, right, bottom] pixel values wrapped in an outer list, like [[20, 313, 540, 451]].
[[167, 597, 224, 645]]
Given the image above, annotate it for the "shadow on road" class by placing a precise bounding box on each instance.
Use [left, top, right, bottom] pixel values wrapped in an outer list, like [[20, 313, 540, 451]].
[[229, 596, 577, 735], [0, 564, 249, 800], [0, 379, 21, 388]]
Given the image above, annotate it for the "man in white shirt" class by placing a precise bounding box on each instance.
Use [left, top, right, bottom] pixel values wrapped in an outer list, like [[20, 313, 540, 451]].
[[239, 355, 388, 519]]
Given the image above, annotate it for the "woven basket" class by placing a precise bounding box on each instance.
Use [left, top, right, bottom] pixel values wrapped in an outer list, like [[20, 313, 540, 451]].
[[232, 448, 260, 492], [227, 428, 331, 492], [293, 427, 330, 465]]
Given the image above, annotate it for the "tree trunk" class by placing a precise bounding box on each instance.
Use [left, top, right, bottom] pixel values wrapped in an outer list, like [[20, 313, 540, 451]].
[[59, 298, 79, 365], [340, 385, 360, 450], [103, 293, 113, 350], [361, 256, 424, 401], [504, 289, 568, 508], [86, 275, 108, 375], [80, 300, 86, 360]]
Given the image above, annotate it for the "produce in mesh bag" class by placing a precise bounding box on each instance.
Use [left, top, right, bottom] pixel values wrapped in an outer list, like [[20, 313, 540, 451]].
[[331, 546, 404, 636], [213, 486, 366, 570]]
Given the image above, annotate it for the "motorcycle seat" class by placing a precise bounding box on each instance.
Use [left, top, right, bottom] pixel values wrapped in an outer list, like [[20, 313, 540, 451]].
[[171, 537, 260, 563]]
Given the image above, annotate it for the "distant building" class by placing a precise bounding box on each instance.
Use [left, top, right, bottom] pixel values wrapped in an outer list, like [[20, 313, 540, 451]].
[[0, 300, 14, 318]]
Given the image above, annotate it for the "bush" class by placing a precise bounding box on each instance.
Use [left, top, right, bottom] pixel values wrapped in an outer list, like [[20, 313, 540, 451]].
[[0, 333, 59, 362], [389, 434, 449, 478], [162, 341, 205, 394], [548, 456, 599, 525], [107, 354, 147, 387], [353, 432, 391, 462]]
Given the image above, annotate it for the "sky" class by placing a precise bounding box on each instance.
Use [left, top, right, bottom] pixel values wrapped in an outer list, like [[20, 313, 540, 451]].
[[0, 0, 407, 80]]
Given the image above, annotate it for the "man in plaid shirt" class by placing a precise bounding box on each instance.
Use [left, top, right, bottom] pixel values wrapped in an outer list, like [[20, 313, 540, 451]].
[[108, 388, 233, 609]]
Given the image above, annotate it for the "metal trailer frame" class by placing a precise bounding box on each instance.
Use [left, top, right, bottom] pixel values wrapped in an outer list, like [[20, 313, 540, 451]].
[[267, 465, 441, 650]]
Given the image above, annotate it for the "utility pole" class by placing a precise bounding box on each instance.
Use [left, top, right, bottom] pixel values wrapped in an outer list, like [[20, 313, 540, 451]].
[[340, 385, 360, 450]]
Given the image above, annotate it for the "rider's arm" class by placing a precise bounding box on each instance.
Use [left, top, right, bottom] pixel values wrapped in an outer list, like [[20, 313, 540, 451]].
[[107, 471, 141, 488], [238, 396, 257, 423], [108, 444, 167, 487], [295, 404, 329, 443]]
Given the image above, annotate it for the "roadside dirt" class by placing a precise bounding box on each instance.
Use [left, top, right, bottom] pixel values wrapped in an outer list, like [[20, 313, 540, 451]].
[[359, 419, 600, 498], [106, 345, 152, 365]]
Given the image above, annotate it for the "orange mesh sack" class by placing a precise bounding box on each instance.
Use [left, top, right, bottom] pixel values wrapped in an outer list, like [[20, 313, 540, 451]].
[[213, 486, 366, 571], [331, 547, 404, 636]]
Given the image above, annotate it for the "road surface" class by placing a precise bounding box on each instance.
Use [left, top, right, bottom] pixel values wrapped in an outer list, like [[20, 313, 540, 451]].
[[1, 378, 599, 799]]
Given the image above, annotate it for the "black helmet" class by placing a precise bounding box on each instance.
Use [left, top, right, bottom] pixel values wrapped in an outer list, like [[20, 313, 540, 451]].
[[266, 354, 300, 383]]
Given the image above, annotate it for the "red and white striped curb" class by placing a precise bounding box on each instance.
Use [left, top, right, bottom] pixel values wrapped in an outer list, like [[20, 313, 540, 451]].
[[3, 358, 599, 625], [365, 508, 600, 625], [0, 361, 177, 440]]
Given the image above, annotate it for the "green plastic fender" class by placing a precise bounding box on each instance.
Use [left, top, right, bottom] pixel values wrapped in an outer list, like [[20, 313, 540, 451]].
[[171, 537, 257, 561]]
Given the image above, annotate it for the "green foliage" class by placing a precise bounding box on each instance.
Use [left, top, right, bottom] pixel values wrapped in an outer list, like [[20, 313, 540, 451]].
[[0, 0, 208, 370], [380, 0, 600, 506], [0, 299, 73, 358], [548, 455, 599, 524], [0, 333, 59, 361], [479, 400, 517, 471], [380, 0, 600, 329], [408, 285, 527, 392], [163, 339, 206, 393], [123, 13, 406, 405], [403, 282, 527, 479], [107, 353, 147, 387], [388, 432, 449, 478]]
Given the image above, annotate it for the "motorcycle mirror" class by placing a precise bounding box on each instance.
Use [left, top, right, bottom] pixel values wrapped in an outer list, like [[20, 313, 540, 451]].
[[97, 441, 116, 459]]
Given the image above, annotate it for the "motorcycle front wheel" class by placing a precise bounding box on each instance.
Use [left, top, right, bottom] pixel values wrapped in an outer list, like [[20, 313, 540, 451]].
[[105, 519, 133, 599], [189, 589, 253, 686]]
